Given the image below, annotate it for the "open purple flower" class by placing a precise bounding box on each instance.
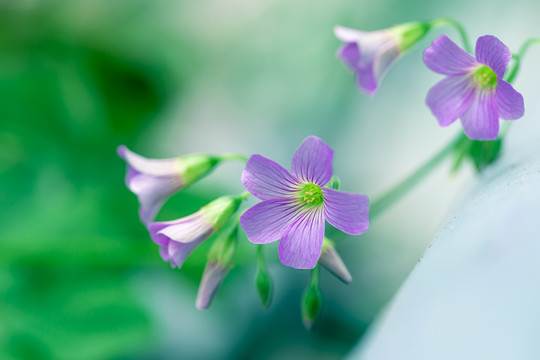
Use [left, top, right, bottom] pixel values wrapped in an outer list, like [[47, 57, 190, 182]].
[[335, 22, 430, 95], [148, 194, 244, 269], [118, 146, 221, 224], [239, 136, 370, 269], [424, 34, 524, 140]]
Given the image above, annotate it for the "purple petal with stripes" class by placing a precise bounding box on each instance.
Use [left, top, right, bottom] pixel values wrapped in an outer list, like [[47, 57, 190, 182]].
[[242, 154, 300, 200], [291, 136, 334, 186], [323, 188, 369, 235], [278, 209, 325, 269], [240, 198, 302, 244]]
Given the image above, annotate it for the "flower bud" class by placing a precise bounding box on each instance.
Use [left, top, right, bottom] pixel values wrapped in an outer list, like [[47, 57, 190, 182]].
[[196, 262, 229, 310], [319, 238, 352, 284], [301, 267, 323, 330], [255, 266, 273, 308]]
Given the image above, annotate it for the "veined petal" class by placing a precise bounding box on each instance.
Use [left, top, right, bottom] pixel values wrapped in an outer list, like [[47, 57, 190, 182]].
[[167, 239, 205, 269], [291, 136, 334, 186], [153, 231, 205, 269], [118, 145, 181, 176], [475, 35, 511, 79], [460, 92, 500, 140], [128, 171, 182, 224], [423, 35, 477, 75], [426, 75, 476, 127], [242, 154, 300, 200], [148, 212, 213, 245], [322, 188, 369, 235], [240, 199, 302, 244], [495, 80, 524, 120], [278, 209, 325, 269]]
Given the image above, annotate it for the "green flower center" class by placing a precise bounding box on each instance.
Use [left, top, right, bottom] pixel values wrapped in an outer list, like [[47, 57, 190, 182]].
[[473, 65, 497, 90], [298, 183, 324, 208]]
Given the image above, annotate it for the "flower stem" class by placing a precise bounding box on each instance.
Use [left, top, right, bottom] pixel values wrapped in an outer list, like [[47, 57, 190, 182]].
[[239, 191, 251, 200], [219, 153, 249, 162], [369, 133, 463, 220], [504, 37, 540, 84], [257, 244, 265, 267], [429, 18, 472, 53]]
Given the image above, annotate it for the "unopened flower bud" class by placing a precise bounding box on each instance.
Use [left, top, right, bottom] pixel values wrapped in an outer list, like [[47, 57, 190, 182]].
[[196, 262, 229, 310], [319, 238, 352, 284], [255, 267, 273, 308], [301, 267, 323, 330]]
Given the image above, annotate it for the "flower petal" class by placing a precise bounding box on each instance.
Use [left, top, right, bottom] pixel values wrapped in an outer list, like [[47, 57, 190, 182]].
[[291, 136, 334, 186], [117, 145, 180, 176], [148, 213, 213, 245], [475, 35, 511, 79], [495, 80, 524, 120], [150, 224, 206, 269], [240, 199, 302, 244], [278, 209, 325, 269], [337, 42, 361, 72], [426, 75, 476, 127], [423, 34, 477, 75], [322, 188, 369, 235], [460, 92, 499, 140], [334, 25, 363, 43], [128, 171, 182, 224], [167, 239, 204, 269], [242, 154, 300, 201], [356, 63, 378, 95]]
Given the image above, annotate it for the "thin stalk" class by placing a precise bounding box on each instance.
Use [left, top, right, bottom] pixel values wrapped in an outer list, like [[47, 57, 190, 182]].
[[219, 153, 249, 162], [369, 133, 463, 219], [504, 37, 540, 84]]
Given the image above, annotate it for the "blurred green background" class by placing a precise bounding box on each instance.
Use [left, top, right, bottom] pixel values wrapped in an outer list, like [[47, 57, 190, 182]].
[[1, 0, 539, 359]]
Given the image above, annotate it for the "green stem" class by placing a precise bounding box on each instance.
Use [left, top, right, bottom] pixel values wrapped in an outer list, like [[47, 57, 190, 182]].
[[219, 153, 249, 162], [257, 244, 265, 267], [369, 133, 463, 219], [429, 18, 472, 53], [504, 37, 540, 84], [309, 264, 320, 286], [239, 191, 251, 200]]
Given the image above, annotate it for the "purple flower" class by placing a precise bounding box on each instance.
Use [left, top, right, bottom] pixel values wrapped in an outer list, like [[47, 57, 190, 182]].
[[335, 22, 430, 95], [118, 146, 220, 224], [424, 34, 524, 140], [239, 136, 370, 269], [148, 195, 244, 269]]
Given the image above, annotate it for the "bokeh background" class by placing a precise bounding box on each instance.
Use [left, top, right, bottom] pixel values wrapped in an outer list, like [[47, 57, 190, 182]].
[[1, 0, 539, 359]]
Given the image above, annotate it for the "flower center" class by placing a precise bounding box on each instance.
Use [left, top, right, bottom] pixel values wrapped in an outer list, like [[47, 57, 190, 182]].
[[298, 183, 324, 208], [473, 65, 497, 90]]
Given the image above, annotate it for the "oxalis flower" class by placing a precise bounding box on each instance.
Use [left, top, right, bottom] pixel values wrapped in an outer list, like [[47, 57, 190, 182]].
[[148, 194, 245, 269], [239, 136, 370, 269], [424, 34, 524, 140], [334, 22, 430, 95], [118, 146, 222, 224]]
